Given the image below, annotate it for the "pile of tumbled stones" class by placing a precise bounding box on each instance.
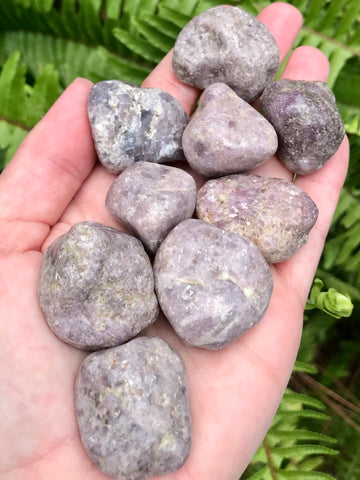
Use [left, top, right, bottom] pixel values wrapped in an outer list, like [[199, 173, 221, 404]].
[[38, 6, 345, 480]]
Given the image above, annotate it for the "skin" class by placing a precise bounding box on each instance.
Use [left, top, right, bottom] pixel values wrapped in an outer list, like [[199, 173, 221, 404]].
[[0, 3, 349, 480]]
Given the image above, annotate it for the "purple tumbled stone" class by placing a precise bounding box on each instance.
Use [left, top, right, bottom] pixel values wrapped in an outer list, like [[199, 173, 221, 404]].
[[260, 79, 346, 175], [154, 219, 273, 349], [172, 6, 280, 103], [38, 221, 158, 350], [75, 337, 192, 480], [88, 80, 189, 173], [182, 83, 278, 177], [106, 162, 196, 254], [196, 174, 319, 263]]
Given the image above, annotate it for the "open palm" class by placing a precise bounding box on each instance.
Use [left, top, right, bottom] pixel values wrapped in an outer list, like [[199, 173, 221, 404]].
[[0, 4, 349, 480]]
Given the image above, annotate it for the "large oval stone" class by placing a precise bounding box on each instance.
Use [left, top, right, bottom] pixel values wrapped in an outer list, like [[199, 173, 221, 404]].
[[196, 174, 319, 263], [260, 79, 345, 175], [75, 337, 192, 480], [106, 161, 196, 254], [182, 83, 278, 177], [38, 221, 158, 350], [172, 6, 279, 103], [154, 219, 273, 349], [88, 80, 189, 173]]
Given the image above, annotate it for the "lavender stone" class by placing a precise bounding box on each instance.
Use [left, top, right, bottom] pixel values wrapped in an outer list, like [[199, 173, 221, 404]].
[[182, 83, 278, 177], [172, 6, 280, 103], [260, 79, 346, 175], [197, 174, 319, 263], [88, 80, 189, 173], [75, 337, 192, 480], [154, 219, 273, 349], [38, 222, 158, 350], [106, 161, 196, 254]]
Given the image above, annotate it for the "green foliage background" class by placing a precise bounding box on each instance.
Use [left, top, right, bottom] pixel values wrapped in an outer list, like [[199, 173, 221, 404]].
[[0, 1, 359, 479]]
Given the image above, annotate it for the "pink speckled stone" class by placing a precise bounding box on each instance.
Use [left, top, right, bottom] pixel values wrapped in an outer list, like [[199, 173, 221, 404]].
[[154, 219, 273, 349], [196, 174, 318, 263], [106, 162, 196, 253]]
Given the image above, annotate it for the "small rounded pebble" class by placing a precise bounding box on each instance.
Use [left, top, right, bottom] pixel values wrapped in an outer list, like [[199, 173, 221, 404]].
[[260, 79, 346, 175], [182, 83, 278, 177], [154, 219, 273, 349], [172, 6, 280, 103], [106, 161, 197, 253], [75, 336, 192, 480], [88, 80, 189, 173], [196, 174, 319, 263], [38, 222, 158, 350]]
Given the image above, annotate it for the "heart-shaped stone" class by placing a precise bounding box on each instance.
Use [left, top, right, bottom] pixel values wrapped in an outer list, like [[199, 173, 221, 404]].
[[106, 161, 196, 254], [182, 83, 278, 177], [88, 80, 189, 173]]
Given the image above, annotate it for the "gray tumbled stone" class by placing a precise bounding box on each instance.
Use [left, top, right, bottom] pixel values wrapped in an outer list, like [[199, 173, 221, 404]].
[[38, 222, 158, 350], [172, 6, 280, 103], [88, 80, 189, 173], [106, 161, 196, 253], [196, 174, 319, 263], [154, 219, 273, 349], [182, 83, 278, 177], [75, 336, 192, 480], [260, 79, 346, 175]]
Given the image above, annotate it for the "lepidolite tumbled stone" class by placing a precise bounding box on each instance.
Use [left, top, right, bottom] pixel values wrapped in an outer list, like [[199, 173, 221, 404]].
[[38, 222, 158, 350], [172, 6, 279, 103], [182, 83, 278, 177], [260, 79, 346, 175], [154, 219, 273, 349], [75, 337, 192, 480], [196, 175, 319, 263], [106, 161, 196, 253], [88, 80, 189, 173]]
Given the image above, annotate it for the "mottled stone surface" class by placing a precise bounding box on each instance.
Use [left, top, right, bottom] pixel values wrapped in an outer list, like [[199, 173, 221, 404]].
[[106, 162, 196, 254], [196, 174, 319, 263], [38, 222, 158, 350], [88, 80, 189, 173], [182, 83, 278, 177], [172, 6, 279, 103], [75, 337, 192, 480], [260, 79, 346, 175], [154, 219, 273, 349]]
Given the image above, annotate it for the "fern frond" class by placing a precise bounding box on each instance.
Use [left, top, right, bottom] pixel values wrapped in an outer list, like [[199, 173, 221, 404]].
[[276, 472, 338, 480], [242, 379, 338, 480], [0, 51, 61, 167], [0, 31, 151, 87], [293, 361, 319, 374]]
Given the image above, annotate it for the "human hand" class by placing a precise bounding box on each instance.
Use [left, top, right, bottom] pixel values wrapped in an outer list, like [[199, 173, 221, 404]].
[[0, 3, 349, 480]]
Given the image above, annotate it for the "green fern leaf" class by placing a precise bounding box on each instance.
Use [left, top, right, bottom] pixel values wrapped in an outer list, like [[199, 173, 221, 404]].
[[244, 465, 272, 480], [0, 31, 151, 87], [24, 63, 61, 125], [158, 5, 192, 28], [13, 0, 54, 13], [282, 391, 326, 410], [277, 471, 338, 480], [113, 27, 164, 63], [272, 444, 338, 460], [269, 429, 337, 444], [276, 410, 330, 421], [293, 361, 319, 374], [139, 13, 181, 38], [104, 0, 122, 20], [130, 17, 175, 52], [0, 121, 27, 169]]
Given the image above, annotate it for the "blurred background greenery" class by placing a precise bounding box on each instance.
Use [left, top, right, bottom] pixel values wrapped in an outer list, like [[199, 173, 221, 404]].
[[0, 1, 358, 479]]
